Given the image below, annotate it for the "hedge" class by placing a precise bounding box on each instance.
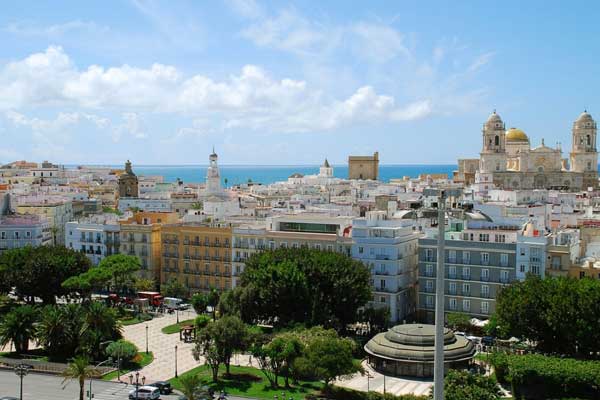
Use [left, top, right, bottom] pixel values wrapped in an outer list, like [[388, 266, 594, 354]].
[[305, 386, 427, 400], [490, 353, 600, 399]]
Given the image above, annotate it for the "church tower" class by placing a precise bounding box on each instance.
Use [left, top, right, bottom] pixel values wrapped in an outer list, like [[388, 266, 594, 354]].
[[118, 160, 138, 198], [206, 148, 222, 194], [570, 111, 598, 188], [319, 158, 333, 177], [479, 111, 507, 173]]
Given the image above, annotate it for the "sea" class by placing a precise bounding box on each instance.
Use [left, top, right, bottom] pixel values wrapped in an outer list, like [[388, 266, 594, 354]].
[[97, 164, 458, 185]]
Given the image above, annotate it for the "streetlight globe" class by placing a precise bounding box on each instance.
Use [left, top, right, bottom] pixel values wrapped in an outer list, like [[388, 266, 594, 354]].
[[142, 376, 146, 385]]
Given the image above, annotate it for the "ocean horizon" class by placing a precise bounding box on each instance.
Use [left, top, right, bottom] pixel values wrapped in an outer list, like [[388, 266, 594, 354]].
[[71, 164, 458, 185]]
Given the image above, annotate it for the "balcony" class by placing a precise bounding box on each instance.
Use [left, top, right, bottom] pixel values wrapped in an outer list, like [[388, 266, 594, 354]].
[[480, 276, 490, 282], [373, 270, 390, 276], [447, 258, 457, 264], [191, 241, 201, 246], [422, 287, 434, 293], [128, 250, 135, 255], [423, 271, 435, 277], [448, 273, 457, 279], [500, 278, 510, 284], [375, 254, 390, 260], [480, 292, 491, 299], [462, 274, 471, 280]]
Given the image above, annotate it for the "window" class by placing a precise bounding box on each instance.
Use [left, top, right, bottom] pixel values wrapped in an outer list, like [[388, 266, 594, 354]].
[[462, 267, 471, 280], [449, 298, 457, 310], [520, 264, 526, 273], [531, 264, 540, 275], [280, 242, 287, 249], [500, 253, 509, 267], [479, 233, 490, 242], [449, 282, 457, 295], [481, 301, 490, 314], [426, 296, 434, 308], [448, 250, 456, 263], [462, 299, 471, 312], [426, 264, 434, 277], [425, 248, 434, 261], [580, 271, 586, 279], [530, 247, 541, 263], [500, 270, 510, 283], [481, 268, 490, 281], [380, 297, 386, 303], [481, 285, 490, 298], [551, 256, 561, 270], [462, 283, 470, 295], [495, 234, 506, 243], [449, 265, 457, 278], [380, 279, 386, 289], [26, 231, 31, 238], [327, 244, 333, 252], [358, 246, 364, 254], [481, 253, 490, 265], [0, 232, 5, 239], [463, 251, 470, 264], [426, 280, 433, 292]]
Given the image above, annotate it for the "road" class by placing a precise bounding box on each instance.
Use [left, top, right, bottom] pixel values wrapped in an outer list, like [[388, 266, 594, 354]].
[[0, 370, 181, 400], [0, 370, 254, 399]]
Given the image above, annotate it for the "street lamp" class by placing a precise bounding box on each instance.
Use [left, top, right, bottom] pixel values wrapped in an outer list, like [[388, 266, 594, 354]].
[[176, 308, 180, 324], [366, 371, 373, 392], [89, 357, 115, 400], [175, 345, 178, 378], [129, 371, 146, 400], [14, 364, 31, 400], [145, 325, 149, 354]]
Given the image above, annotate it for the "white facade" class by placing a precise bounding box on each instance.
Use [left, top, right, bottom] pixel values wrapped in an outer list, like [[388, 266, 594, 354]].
[[66, 216, 121, 265], [351, 211, 421, 322], [516, 222, 547, 280]]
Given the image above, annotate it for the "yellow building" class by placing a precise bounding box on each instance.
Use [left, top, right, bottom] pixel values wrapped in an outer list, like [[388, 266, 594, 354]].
[[161, 223, 233, 295], [349, 152, 379, 180], [120, 211, 179, 282], [16, 198, 73, 245]]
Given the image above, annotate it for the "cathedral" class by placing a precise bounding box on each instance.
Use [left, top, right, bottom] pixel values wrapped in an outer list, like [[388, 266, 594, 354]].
[[471, 111, 598, 192]]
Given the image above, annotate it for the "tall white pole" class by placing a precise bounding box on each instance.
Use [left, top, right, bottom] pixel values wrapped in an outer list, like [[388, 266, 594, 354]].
[[433, 190, 446, 400]]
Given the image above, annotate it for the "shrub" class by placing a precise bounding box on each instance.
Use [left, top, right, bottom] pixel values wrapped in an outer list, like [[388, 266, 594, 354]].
[[309, 386, 427, 400], [105, 340, 139, 364], [494, 353, 600, 399]]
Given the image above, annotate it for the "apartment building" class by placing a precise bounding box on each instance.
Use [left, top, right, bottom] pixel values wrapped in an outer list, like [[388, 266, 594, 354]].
[[417, 221, 518, 322], [66, 215, 121, 265], [161, 223, 233, 295], [0, 214, 51, 252], [351, 211, 421, 322], [120, 211, 179, 282], [546, 229, 580, 277], [231, 224, 267, 287], [16, 196, 73, 245]]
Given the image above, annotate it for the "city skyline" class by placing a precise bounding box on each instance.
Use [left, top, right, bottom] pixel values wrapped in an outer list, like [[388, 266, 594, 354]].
[[0, 1, 599, 165]]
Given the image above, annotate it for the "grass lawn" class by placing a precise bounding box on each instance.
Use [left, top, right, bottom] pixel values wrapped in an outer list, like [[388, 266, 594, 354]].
[[120, 316, 150, 326], [161, 319, 196, 334], [169, 364, 321, 400], [102, 352, 154, 381], [0, 348, 49, 362]]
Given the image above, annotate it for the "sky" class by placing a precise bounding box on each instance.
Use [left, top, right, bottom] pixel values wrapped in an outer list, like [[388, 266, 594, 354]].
[[0, 0, 599, 165]]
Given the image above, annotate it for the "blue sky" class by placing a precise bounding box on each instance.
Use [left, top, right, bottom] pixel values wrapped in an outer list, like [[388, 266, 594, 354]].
[[0, 0, 598, 165]]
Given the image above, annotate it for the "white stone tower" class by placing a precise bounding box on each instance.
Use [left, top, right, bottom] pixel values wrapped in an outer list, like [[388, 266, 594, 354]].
[[319, 158, 333, 177], [570, 111, 598, 171], [206, 147, 222, 194], [479, 111, 507, 173]]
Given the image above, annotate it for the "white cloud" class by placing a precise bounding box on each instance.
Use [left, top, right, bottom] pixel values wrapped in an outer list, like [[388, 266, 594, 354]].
[[467, 52, 495, 72], [0, 46, 432, 133], [226, 0, 264, 19], [4, 20, 108, 37]]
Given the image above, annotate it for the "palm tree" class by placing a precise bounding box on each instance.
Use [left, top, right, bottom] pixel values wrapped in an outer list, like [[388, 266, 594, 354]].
[[0, 305, 38, 353], [61, 356, 99, 400], [81, 302, 122, 359], [179, 373, 203, 400]]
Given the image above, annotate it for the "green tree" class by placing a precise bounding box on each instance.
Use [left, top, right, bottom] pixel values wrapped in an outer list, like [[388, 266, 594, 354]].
[[192, 315, 249, 381], [61, 356, 99, 400], [295, 327, 361, 387], [195, 314, 211, 331], [237, 248, 372, 331], [178, 373, 203, 400], [105, 340, 138, 364], [0, 305, 38, 353], [80, 302, 122, 360], [63, 254, 141, 297], [0, 246, 91, 304], [190, 292, 208, 315], [357, 306, 390, 335], [134, 278, 156, 292], [431, 370, 501, 400], [494, 275, 600, 357], [37, 304, 85, 358], [254, 332, 304, 388], [162, 277, 187, 298], [206, 287, 220, 320], [447, 312, 472, 332]]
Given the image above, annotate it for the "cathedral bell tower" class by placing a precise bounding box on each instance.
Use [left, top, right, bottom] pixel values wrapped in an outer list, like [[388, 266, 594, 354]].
[[479, 111, 507, 173], [570, 111, 598, 187]]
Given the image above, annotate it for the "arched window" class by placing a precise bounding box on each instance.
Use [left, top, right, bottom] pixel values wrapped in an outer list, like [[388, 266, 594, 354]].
[[587, 135, 591, 146], [494, 135, 499, 146]]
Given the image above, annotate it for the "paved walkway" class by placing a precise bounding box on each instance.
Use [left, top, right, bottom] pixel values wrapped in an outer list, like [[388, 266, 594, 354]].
[[121, 309, 201, 382], [335, 361, 433, 397]]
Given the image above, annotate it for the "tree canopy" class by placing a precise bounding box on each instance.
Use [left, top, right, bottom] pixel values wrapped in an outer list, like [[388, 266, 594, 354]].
[[432, 370, 501, 400], [493, 275, 600, 357], [229, 248, 372, 331], [0, 245, 91, 304]]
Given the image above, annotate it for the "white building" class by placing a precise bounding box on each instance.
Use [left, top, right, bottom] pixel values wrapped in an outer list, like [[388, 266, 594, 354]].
[[351, 211, 421, 322], [66, 214, 121, 265], [516, 221, 547, 280]]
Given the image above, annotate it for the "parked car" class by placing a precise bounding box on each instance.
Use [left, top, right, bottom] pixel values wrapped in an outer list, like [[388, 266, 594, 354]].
[[482, 336, 495, 346], [148, 381, 172, 394], [128, 386, 161, 399], [0, 397, 19, 400]]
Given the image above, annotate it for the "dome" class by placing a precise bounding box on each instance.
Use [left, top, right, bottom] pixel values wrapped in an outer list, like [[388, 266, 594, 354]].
[[289, 173, 304, 178], [364, 323, 476, 364], [577, 110, 593, 122], [487, 110, 502, 123], [506, 127, 529, 142]]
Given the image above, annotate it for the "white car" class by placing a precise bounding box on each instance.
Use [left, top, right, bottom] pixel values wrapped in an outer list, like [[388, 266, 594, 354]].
[[128, 386, 161, 399]]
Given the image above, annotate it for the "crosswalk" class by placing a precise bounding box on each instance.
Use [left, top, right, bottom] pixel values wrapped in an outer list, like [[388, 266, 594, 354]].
[[90, 384, 131, 399]]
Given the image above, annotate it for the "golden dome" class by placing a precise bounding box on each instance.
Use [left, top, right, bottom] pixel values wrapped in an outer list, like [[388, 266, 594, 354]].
[[506, 127, 529, 142]]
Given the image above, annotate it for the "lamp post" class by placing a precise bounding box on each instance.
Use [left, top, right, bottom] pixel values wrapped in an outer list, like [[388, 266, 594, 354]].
[[89, 357, 114, 400], [175, 345, 178, 378], [129, 371, 146, 400], [145, 325, 149, 355], [14, 364, 30, 400], [366, 371, 373, 392], [176, 308, 180, 324]]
